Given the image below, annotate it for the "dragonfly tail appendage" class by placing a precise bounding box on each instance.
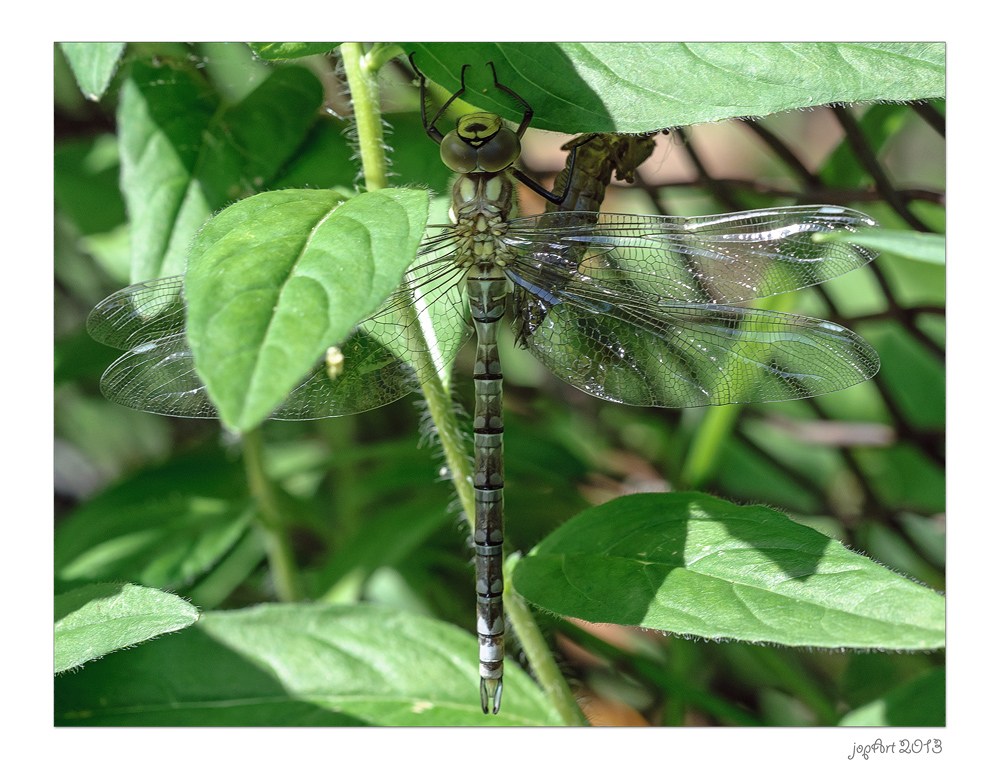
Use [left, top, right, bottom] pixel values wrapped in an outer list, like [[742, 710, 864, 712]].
[[480, 676, 503, 715]]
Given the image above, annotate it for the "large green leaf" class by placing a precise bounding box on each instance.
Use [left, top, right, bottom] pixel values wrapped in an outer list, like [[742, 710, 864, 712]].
[[55, 450, 252, 590], [54, 583, 198, 673], [184, 187, 429, 431], [407, 42, 945, 133], [118, 59, 324, 281], [513, 492, 944, 649], [55, 604, 561, 725], [210, 65, 326, 186], [118, 59, 219, 281], [59, 42, 125, 101]]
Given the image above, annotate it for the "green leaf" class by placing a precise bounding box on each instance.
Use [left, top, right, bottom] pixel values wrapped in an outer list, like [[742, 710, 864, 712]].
[[197, 42, 272, 102], [185, 187, 429, 431], [315, 495, 451, 600], [55, 450, 253, 590], [210, 65, 326, 187], [269, 115, 359, 191], [55, 604, 561, 725], [59, 43, 125, 100], [839, 668, 945, 726], [118, 59, 220, 281], [513, 492, 944, 649], [816, 229, 945, 265], [54, 583, 198, 673], [54, 388, 172, 478], [408, 42, 945, 133], [118, 59, 325, 281], [862, 323, 944, 431], [54, 135, 126, 237], [250, 43, 339, 60]]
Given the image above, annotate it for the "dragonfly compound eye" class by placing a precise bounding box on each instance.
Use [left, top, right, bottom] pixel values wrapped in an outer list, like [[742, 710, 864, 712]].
[[441, 130, 479, 173], [475, 127, 520, 173], [441, 112, 522, 173], [441, 126, 520, 174]]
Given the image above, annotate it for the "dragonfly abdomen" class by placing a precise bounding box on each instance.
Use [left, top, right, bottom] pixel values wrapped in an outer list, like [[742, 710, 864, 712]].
[[453, 164, 517, 714], [467, 269, 507, 714]]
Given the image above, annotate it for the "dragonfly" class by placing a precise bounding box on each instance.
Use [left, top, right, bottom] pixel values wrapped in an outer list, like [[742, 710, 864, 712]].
[[87, 57, 882, 715]]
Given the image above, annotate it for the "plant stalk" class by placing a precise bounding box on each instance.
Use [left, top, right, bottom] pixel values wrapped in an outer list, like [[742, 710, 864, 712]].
[[242, 427, 303, 602], [679, 291, 797, 489], [342, 46, 568, 720], [340, 43, 389, 192], [341, 42, 475, 528]]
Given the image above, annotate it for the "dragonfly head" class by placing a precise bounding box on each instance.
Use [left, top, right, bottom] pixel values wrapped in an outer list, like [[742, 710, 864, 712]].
[[441, 112, 521, 174]]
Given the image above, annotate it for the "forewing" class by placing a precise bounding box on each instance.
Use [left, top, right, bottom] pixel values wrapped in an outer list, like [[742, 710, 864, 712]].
[[362, 235, 472, 387], [506, 205, 880, 305], [86, 275, 187, 350], [271, 329, 430, 419]]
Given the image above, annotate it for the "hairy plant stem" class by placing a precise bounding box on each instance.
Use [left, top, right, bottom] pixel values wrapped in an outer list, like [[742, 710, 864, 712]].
[[340, 43, 389, 192], [343, 44, 570, 718], [243, 427, 302, 602], [341, 42, 474, 527]]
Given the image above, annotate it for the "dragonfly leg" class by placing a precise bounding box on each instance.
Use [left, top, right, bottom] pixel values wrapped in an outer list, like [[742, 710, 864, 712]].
[[510, 138, 584, 206], [410, 52, 469, 145], [487, 61, 533, 138]]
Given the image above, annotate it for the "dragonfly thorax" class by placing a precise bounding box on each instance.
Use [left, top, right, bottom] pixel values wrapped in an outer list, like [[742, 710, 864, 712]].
[[449, 171, 516, 269]]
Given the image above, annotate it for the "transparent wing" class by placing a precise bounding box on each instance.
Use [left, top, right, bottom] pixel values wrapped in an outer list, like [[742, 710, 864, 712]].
[[86, 275, 187, 350], [88, 234, 472, 420], [517, 291, 879, 407], [357, 231, 473, 393], [99, 332, 219, 418], [505, 205, 880, 306], [504, 205, 880, 407]]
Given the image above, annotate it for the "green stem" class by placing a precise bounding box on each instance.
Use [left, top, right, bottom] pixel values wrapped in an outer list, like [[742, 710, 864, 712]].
[[679, 404, 740, 489], [505, 554, 589, 725], [341, 42, 476, 529], [420, 368, 476, 528], [343, 47, 557, 718], [340, 43, 389, 191], [242, 427, 302, 602], [365, 43, 404, 74], [663, 636, 691, 725]]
